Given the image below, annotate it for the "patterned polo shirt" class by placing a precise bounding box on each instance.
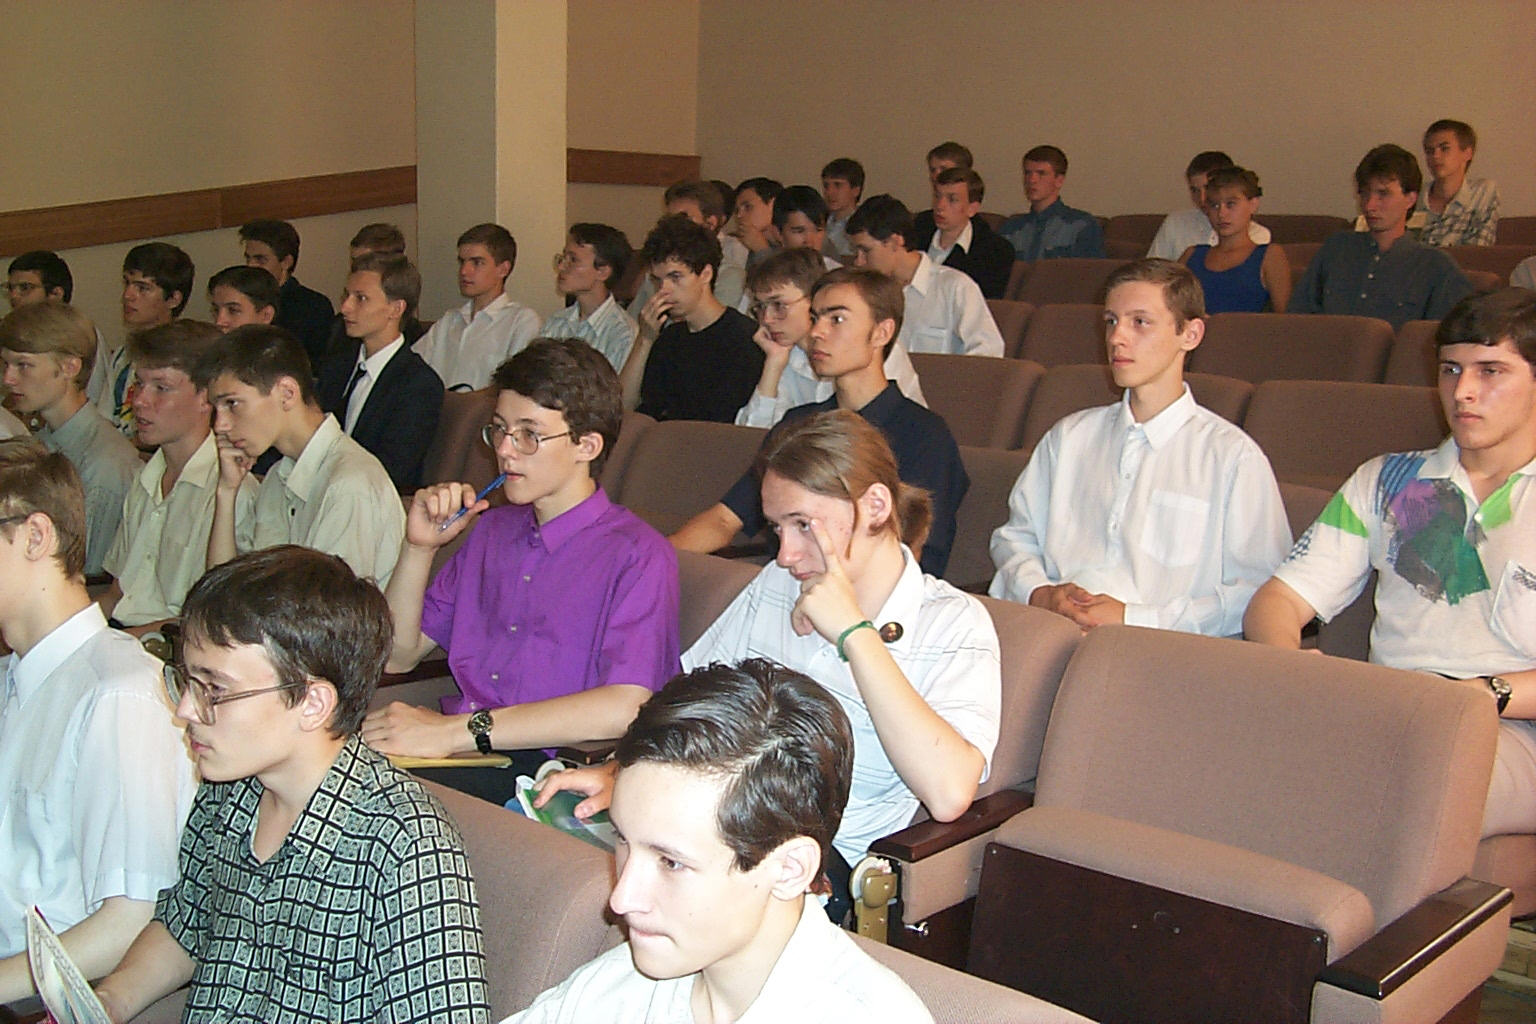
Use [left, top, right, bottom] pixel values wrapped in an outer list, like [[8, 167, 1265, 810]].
[[1418, 177, 1501, 247], [157, 735, 489, 1024]]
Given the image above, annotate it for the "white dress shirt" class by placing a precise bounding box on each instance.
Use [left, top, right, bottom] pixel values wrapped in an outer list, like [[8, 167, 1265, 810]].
[[414, 293, 540, 390], [685, 550, 1000, 865], [0, 605, 196, 956], [735, 341, 928, 427], [342, 334, 404, 432], [540, 294, 638, 372], [989, 387, 1291, 636], [1147, 207, 1271, 261], [926, 219, 974, 266], [899, 253, 1004, 357]]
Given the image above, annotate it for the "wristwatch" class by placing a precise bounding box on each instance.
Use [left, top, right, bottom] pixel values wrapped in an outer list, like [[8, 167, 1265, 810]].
[[1483, 676, 1512, 715], [467, 710, 495, 754]]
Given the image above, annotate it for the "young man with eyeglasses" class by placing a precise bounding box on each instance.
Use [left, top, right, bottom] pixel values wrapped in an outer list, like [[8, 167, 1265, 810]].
[[94, 545, 489, 1024], [363, 338, 679, 801], [0, 438, 195, 1008], [540, 222, 638, 372]]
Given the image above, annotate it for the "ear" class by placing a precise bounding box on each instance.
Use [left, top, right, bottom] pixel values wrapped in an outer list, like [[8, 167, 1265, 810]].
[[274, 374, 301, 410], [45, 287, 65, 303], [855, 481, 894, 534], [280, 254, 296, 276], [496, 260, 513, 282], [765, 835, 823, 900], [57, 353, 83, 384], [168, 291, 185, 312], [21, 511, 58, 565], [869, 315, 897, 354], [594, 261, 613, 286], [1180, 315, 1206, 354], [699, 262, 715, 291], [257, 306, 276, 325], [295, 678, 340, 734], [965, 198, 983, 219], [388, 296, 407, 324], [573, 430, 604, 467]]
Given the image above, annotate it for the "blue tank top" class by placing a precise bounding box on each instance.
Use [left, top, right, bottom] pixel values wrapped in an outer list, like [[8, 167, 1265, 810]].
[[1189, 244, 1270, 313]]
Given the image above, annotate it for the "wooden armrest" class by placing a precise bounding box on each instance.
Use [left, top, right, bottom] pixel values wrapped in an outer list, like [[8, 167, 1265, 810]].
[[868, 789, 1033, 861], [1318, 877, 1510, 998], [555, 740, 617, 766], [379, 655, 452, 688]]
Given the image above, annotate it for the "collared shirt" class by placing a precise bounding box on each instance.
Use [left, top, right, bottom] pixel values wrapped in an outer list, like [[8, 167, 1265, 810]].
[[686, 551, 999, 865], [734, 341, 928, 428], [723, 383, 968, 577], [540, 294, 638, 372], [1275, 437, 1536, 675], [38, 401, 141, 575], [899, 253, 1005, 357], [989, 387, 1290, 636], [0, 605, 195, 956], [824, 212, 854, 261], [250, 414, 405, 587], [505, 896, 933, 1023], [1512, 256, 1536, 292], [998, 198, 1106, 260], [1146, 207, 1272, 260], [926, 219, 973, 266], [95, 343, 137, 437], [1287, 231, 1472, 329], [344, 334, 406, 432], [421, 487, 680, 714], [415, 293, 541, 390], [1418, 177, 1500, 247], [157, 735, 489, 1024], [103, 432, 257, 626]]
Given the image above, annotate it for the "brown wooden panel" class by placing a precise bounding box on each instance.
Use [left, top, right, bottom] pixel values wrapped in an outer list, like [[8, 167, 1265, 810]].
[[567, 148, 700, 187], [870, 788, 1033, 861], [221, 165, 417, 224]]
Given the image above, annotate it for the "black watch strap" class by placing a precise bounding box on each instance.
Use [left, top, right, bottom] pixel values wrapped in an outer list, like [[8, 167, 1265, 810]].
[[467, 710, 494, 754], [1484, 676, 1512, 715]]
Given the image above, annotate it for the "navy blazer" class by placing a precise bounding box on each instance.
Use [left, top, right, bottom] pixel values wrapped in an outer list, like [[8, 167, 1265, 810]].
[[317, 338, 445, 492], [911, 214, 1016, 299]]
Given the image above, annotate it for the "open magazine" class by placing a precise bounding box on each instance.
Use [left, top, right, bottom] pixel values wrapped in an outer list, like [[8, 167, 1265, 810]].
[[509, 769, 616, 853], [26, 907, 111, 1024]]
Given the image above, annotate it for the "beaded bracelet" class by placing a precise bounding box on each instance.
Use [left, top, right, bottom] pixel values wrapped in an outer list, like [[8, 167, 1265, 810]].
[[836, 619, 876, 661]]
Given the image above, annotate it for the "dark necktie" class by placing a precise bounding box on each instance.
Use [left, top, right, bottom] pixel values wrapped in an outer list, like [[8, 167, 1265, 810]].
[[339, 362, 367, 426]]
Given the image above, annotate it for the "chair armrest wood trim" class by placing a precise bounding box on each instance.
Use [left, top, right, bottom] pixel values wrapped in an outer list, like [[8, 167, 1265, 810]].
[[869, 790, 1033, 861]]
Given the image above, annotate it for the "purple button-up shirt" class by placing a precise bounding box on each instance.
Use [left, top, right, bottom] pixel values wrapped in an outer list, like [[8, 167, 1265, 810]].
[[421, 487, 680, 714]]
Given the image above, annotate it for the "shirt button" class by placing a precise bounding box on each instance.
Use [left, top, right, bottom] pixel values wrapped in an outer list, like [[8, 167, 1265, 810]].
[[1360, 293, 1368, 299], [490, 673, 499, 681], [522, 575, 531, 582], [508, 625, 517, 633]]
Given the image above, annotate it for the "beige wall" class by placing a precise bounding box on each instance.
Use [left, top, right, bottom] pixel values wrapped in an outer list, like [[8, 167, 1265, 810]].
[[697, 0, 1536, 221]]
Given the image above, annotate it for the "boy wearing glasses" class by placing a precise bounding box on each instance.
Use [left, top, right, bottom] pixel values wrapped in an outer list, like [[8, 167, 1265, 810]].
[[94, 545, 489, 1024], [0, 439, 194, 1007], [362, 338, 679, 800], [540, 222, 638, 372]]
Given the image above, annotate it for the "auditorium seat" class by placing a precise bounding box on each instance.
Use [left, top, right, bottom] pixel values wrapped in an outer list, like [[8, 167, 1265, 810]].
[[1244, 379, 1444, 490], [1014, 303, 1104, 368], [976, 210, 1006, 232], [1102, 213, 1163, 255], [969, 625, 1508, 1024], [1384, 319, 1440, 386], [1004, 259, 1031, 301], [1191, 312, 1393, 384], [1464, 268, 1503, 294], [420, 386, 499, 490], [985, 297, 1034, 359], [1497, 216, 1536, 245], [607, 419, 766, 536], [598, 410, 655, 500], [1444, 243, 1536, 283], [1282, 241, 1322, 289], [1261, 214, 1352, 244], [907, 353, 1044, 449], [1009, 258, 1124, 306], [944, 445, 1030, 592]]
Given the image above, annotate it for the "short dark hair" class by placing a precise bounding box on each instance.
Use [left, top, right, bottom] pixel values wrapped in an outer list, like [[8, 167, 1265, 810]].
[[809, 266, 905, 349], [616, 658, 854, 875], [1436, 288, 1536, 370], [821, 158, 865, 191], [349, 253, 421, 319], [1023, 145, 1068, 175], [350, 222, 407, 256], [641, 214, 722, 283], [239, 218, 302, 272], [846, 194, 914, 250], [771, 185, 829, 231], [934, 166, 985, 205], [208, 265, 280, 313], [1424, 119, 1477, 152], [123, 243, 195, 316], [192, 323, 316, 404], [8, 251, 72, 302], [127, 319, 222, 379], [0, 303, 97, 389], [456, 223, 517, 270], [1184, 151, 1235, 179], [663, 180, 727, 224], [1203, 166, 1262, 201], [0, 438, 86, 579], [1354, 144, 1422, 196], [1104, 258, 1206, 329], [569, 222, 632, 289], [491, 337, 623, 477], [735, 177, 784, 209], [746, 247, 825, 299], [927, 141, 973, 168], [181, 545, 392, 737]]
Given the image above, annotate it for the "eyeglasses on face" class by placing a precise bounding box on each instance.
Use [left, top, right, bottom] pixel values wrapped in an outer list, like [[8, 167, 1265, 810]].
[[162, 662, 301, 725], [480, 423, 574, 455], [749, 296, 809, 321]]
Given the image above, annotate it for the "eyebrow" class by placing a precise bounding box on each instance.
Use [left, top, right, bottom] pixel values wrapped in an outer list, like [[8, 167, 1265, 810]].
[[812, 304, 851, 316]]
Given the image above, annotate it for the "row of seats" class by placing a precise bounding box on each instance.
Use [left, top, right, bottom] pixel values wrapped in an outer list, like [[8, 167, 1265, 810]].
[[984, 300, 1449, 387], [1103, 212, 1536, 252]]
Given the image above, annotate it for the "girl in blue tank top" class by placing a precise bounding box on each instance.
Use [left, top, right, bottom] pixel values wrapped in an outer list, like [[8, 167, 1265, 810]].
[[1179, 166, 1291, 313]]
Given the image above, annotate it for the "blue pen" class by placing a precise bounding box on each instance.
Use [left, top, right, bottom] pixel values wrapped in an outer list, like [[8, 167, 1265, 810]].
[[438, 474, 506, 532]]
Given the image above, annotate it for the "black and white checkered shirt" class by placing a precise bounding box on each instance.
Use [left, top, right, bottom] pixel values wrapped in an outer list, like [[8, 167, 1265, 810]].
[[157, 735, 489, 1023]]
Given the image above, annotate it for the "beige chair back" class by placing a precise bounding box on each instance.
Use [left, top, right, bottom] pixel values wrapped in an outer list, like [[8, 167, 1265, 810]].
[[908, 353, 1044, 449], [1192, 312, 1393, 384]]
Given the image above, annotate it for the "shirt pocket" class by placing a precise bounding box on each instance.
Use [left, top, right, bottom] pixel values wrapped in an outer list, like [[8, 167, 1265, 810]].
[[1139, 490, 1210, 569], [916, 325, 952, 352], [1489, 560, 1536, 658], [274, 946, 364, 1022]]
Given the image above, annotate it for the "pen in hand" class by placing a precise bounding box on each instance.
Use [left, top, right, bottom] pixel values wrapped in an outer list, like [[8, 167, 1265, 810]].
[[438, 474, 507, 533]]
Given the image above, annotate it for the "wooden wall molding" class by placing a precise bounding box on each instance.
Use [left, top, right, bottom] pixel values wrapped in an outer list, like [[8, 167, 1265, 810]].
[[0, 165, 417, 256], [566, 148, 701, 187]]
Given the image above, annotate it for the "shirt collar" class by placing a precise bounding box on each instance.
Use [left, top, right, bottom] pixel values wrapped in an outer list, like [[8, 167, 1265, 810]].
[[355, 335, 405, 378], [854, 382, 905, 421], [584, 293, 619, 326], [1118, 384, 1197, 450], [9, 604, 109, 705], [137, 432, 219, 498], [277, 734, 389, 872], [1427, 435, 1536, 484], [950, 219, 975, 254], [47, 402, 95, 448], [907, 252, 937, 297], [459, 292, 514, 323], [281, 414, 345, 501], [527, 485, 612, 553]]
